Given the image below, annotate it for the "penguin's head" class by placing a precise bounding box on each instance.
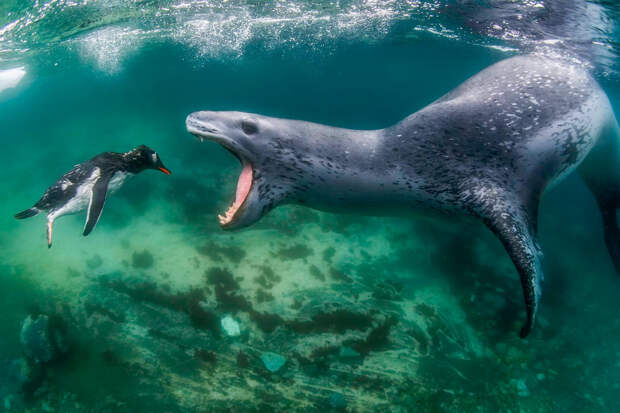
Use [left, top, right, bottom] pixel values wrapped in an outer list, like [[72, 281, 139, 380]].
[[186, 110, 302, 230], [130, 145, 171, 175]]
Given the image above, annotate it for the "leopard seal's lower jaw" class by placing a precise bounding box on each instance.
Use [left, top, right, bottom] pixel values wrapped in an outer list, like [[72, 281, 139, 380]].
[[186, 54, 620, 338]]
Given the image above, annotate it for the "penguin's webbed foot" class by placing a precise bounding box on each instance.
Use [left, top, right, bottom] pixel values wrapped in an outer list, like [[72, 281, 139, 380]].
[[46, 220, 54, 249]]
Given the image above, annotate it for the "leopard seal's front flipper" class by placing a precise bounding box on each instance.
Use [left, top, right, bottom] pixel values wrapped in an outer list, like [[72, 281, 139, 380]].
[[465, 182, 543, 338], [186, 54, 618, 337]]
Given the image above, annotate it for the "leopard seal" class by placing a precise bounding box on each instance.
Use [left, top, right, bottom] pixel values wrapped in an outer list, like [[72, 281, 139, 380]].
[[186, 54, 619, 338]]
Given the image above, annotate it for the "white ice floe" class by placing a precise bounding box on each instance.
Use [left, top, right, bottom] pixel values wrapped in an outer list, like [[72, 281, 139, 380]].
[[0, 67, 26, 94]]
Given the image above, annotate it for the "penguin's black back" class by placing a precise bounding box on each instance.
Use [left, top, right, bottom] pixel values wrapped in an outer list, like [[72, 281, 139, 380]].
[[34, 164, 92, 210], [34, 152, 129, 211]]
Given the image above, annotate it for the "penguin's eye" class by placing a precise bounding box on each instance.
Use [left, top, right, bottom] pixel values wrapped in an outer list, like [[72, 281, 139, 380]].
[[241, 119, 258, 135], [151, 153, 158, 163]]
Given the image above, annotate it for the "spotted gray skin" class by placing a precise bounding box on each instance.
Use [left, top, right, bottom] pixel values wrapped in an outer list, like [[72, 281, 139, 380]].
[[186, 54, 620, 338]]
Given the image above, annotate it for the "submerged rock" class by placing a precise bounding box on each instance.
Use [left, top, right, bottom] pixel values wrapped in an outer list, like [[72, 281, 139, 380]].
[[20, 314, 69, 364], [0, 359, 25, 398], [0, 357, 44, 407], [132, 250, 154, 269], [220, 315, 241, 337], [328, 392, 347, 410], [8, 358, 32, 387], [86, 254, 103, 269], [514, 379, 529, 397], [339, 346, 361, 358], [261, 352, 286, 372]]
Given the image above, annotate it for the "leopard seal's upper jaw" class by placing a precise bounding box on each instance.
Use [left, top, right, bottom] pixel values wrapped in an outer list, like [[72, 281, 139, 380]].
[[186, 113, 253, 162], [185, 54, 619, 338]]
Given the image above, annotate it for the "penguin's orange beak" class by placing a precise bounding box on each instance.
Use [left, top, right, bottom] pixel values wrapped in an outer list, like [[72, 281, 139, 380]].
[[158, 167, 171, 175]]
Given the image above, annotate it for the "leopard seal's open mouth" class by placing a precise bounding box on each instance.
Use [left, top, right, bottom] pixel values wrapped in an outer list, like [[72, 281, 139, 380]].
[[186, 113, 255, 228]]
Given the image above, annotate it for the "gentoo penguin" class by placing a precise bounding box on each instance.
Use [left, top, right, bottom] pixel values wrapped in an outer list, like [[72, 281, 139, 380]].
[[14, 145, 171, 248]]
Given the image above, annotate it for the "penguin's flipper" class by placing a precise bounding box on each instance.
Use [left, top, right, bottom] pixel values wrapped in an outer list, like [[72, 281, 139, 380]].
[[83, 176, 110, 237]]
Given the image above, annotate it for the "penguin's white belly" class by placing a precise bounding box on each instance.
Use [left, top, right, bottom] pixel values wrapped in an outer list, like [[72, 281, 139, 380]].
[[49, 168, 101, 220], [47, 169, 132, 222], [58, 186, 91, 216], [107, 171, 131, 194]]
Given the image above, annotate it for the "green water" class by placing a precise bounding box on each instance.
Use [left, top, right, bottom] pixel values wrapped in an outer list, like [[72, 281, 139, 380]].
[[2, 1, 620, 411]]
